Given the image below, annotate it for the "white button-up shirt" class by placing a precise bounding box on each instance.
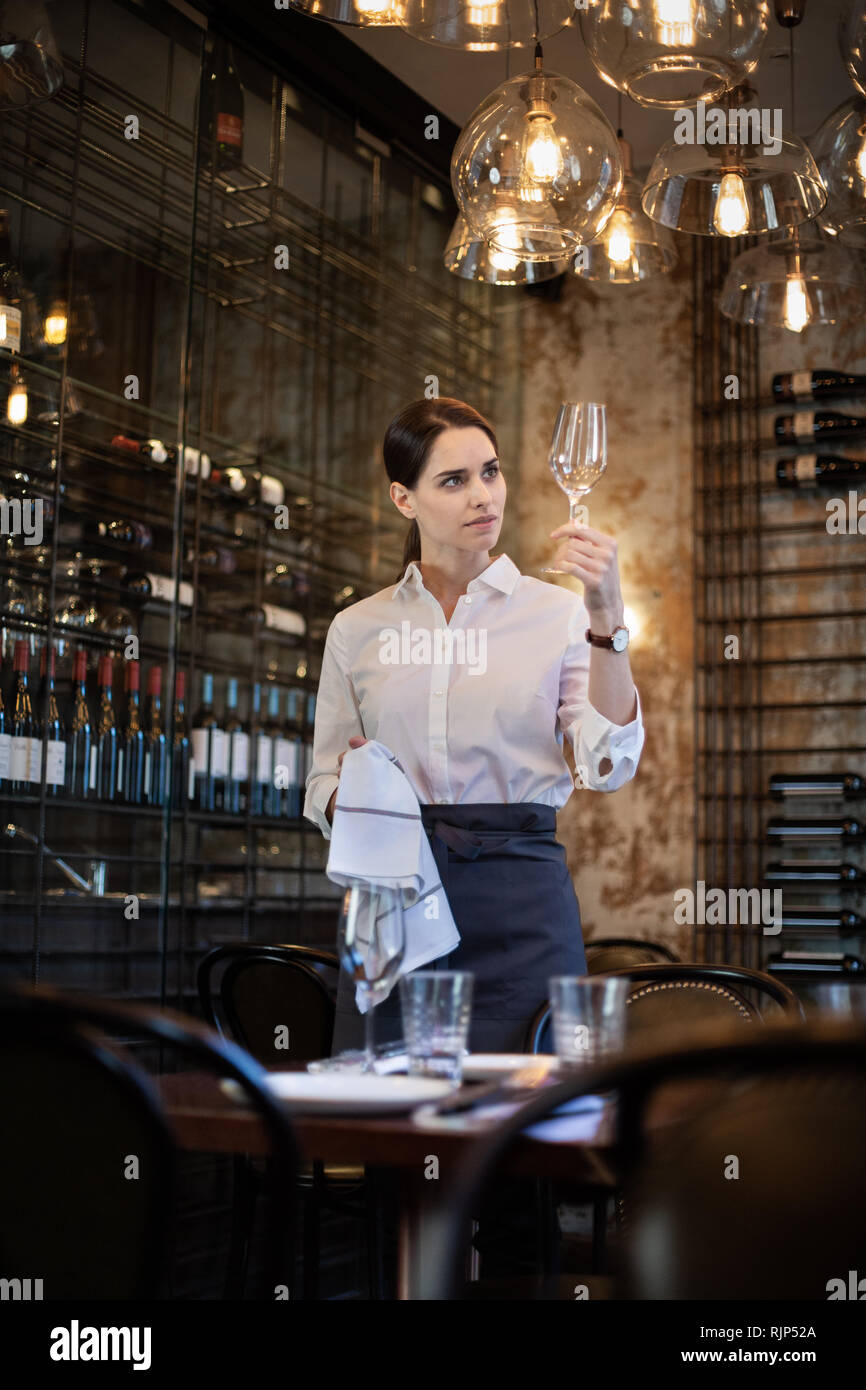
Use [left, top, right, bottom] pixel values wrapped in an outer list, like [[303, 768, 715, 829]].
[[303, 552, 645, 839]]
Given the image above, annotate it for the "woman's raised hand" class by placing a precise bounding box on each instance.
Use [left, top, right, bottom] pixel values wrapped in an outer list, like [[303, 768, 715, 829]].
[[326, 736, 369, 822]]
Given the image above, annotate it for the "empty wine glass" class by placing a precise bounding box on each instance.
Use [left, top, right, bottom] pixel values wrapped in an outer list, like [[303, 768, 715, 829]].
[[540, 401, 608, 576], [337, 883, 405, 1073]]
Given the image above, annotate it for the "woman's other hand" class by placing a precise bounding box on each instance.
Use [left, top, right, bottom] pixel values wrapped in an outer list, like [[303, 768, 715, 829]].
[[325, 736, 369, 822]]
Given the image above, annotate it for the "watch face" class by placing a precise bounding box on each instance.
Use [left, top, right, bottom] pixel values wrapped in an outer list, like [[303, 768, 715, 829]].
[[612, 627, 629, 651]]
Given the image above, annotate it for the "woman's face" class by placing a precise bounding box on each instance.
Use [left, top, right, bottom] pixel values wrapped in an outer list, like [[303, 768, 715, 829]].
[[392, 425, 506, 554]]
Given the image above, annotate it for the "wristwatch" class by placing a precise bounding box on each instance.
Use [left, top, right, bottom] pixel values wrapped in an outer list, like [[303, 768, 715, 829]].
[[585, 624, 630, 652]]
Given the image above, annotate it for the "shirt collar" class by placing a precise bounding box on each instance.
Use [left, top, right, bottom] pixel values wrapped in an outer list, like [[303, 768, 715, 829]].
[[392, 553, 521, 601]]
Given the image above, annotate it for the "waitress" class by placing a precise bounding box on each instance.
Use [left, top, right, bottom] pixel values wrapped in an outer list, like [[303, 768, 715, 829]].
[[304, 397, 645, 1056]]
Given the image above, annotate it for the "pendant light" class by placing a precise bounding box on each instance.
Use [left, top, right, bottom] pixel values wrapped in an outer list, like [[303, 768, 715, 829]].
[[642, 39, 825, 239], [452, 44, 623, 262], [840, 1, 866, 96], [401, 0, 571, 51], [577, 0, 770, 109], [289, 0, 405, 25], [573, 101, 677, 282], [718, 223, 866, 331], [809, 94, 866, 250], [0, 1, 64, 108], [443, 212, 570, 283]]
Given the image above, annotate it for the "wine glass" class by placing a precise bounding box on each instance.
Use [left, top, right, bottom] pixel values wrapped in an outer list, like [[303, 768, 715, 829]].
[[337, 883, 406, 1073], [540, 401, 608, 575]]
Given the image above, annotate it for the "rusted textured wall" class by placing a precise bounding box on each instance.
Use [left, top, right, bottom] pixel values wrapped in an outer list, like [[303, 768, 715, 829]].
[[509, 248, 697, 956]]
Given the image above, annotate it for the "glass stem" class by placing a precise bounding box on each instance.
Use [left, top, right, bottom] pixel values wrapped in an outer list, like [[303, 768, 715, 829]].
[[363, 1000, 376, 1073], [568, 494, 585, 525]]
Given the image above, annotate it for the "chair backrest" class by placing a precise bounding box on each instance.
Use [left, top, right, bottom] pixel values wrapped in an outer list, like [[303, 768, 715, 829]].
[[526, 963, 803, 1053], [585, 937, 679, 975], [420, 1022, 866, 1300], [0, 982, 302, 1300], [197, 943, 338, 1064]]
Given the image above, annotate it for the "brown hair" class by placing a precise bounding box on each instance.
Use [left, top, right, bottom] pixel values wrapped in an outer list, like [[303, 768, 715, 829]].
[[383, 397, 499, 582]]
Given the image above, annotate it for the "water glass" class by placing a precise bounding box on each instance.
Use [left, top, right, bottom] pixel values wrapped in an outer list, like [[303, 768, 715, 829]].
[[549, 975, 629, 1070], [399, 971, 473, 1085]]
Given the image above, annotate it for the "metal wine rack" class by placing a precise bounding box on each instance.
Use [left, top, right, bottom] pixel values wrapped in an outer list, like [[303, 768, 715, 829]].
[[693, 234, 866, 977], [0, 0, 520, 1015]]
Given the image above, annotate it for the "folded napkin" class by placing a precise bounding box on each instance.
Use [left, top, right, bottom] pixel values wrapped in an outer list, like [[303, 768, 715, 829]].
[[326, 739, 460, 1012]]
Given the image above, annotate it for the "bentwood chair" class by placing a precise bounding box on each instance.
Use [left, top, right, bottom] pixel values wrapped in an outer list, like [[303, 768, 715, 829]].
[[197, 942, 385, 1300], [0, 982, 301, 1300], [420, 1022, 866, 1300], [585, 936, 679, 974]]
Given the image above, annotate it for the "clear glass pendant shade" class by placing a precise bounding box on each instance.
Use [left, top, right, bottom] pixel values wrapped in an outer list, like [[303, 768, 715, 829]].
[[289, 0, 406, 24], [452, 63, 623, 262], [718, 228, 866, 330], [642, 123, 826, 235], [0, 0, 64, 108], [578, 0, 771, 109], [840, 1, 866, 98], [401, 0, 572, 50], [809, 95, 866, 250], [443, 214, 570, 283], [573, 139, 678, 281]]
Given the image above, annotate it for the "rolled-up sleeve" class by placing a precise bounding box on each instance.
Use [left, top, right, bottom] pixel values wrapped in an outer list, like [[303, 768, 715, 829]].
[[303, 616, 365, 840], [557, 603, 645, 793]]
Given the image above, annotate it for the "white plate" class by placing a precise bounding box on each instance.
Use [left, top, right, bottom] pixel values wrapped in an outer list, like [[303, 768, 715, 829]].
[[461, 1053, 559, 1081], [219, 1072, 453, 1114]]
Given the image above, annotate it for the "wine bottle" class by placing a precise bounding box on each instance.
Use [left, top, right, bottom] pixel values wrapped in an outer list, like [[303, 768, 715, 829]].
[[66, 648, 93, 799], [141, 665, 167, 807], [774, 411, 866, 444], [198, 34, 245, 171], [39, 644, 65, 797], [119, 660, 145, 805], [769, 772, 864, 798], [0, 209, 23, 353], [94, 655, 118, 801], [123, 571, 194, 607], [9, 640, 40, 792], [187, 543, 237, 575], [302, 693, 317, 785], [111, 435, 175, 466], [767, 817, 866, 840], [172, 670, 191, 810], [192, 672, 227, 812], [272, 687, 300, 820], [767, 952, 866, 974], [264, 685, 283, 817], [223, 676, 249, 814], [280, 688, 304, 819], [87, 518, 154, 550], [209, 467, 285, 507], [764, 860, 865, 884], [250, 681, 271, 816], [241, 602, 305, 638], [0, 668, 10, 789], [772, 370, 866, 402], [776, 454, 866, 488]]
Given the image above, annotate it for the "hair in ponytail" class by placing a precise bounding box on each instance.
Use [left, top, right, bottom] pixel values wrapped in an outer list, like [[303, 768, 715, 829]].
[[383, 398, 499, 584]]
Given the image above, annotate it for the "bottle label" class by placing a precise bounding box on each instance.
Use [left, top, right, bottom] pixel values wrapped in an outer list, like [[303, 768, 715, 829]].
[[230, 730, 249, 779], [46, 739, 66, 786], [182, 446, 211, 479], [0, 302, 22, 351], [225, 468, 246, 493], [795, 454, 818, 483], [259, 475, 285, 506], [117, 748, 124, 793], [89, 745, 97, 791], [188, 757, 196, 801], [142, 573, 193, 607], [791, 370, 813, 399], [192, 728, 228, 778], [261, 604, 305, 637], [274, 737, 298, 785], [28, 736, 43, 782], [144, 750, 151, 798], [145, 438, 169, 464], [0, 732, 11, 780], [217, 113, 243, 147], [794, 410, 815, 439], [257, 734, 272, 783]]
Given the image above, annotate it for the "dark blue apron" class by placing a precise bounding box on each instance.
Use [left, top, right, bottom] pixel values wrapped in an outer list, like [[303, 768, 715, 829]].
[[330, 802, 587, 1055]]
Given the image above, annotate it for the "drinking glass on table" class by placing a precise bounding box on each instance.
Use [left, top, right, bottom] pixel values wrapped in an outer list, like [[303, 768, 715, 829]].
[[549, 975, 629, 1070], [540, 401, 608, 576], [337, 883, 406, 1074], [399, 970, 474, 1086]]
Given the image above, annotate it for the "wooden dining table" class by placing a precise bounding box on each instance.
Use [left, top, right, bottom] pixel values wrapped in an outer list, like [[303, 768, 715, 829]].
[[156, 1064, 621, 1299]]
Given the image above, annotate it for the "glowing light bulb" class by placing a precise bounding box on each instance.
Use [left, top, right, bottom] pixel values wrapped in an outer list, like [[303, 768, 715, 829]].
[[606, 209, 634, 266], [522, 118, 564, 184], [783, 273, 811, 333], [6, 379, 27, 425], [488, 211, 522, 271], [857, 135, 866, 185], [714, 172, 750, 237], [43, 302, 68, 346], [654, 0, 696, 47], [467, 2, 502, 24], [355, 0, 390, 13]]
